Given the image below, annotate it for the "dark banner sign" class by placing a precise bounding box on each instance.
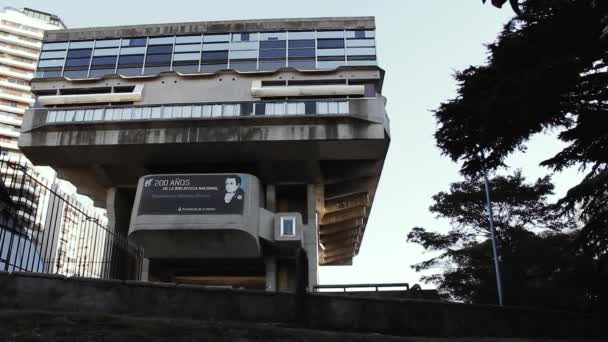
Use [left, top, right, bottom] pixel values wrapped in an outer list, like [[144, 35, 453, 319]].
[[138, 175, 246, 215]]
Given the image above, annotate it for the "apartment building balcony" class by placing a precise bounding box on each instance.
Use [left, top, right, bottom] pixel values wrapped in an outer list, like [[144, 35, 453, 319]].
[[0, 44, 38, 60], [0, 66, 33, 80], [0, 32, 41, 50], [0, 90, 35, 105], [0, 55, 37, 71]]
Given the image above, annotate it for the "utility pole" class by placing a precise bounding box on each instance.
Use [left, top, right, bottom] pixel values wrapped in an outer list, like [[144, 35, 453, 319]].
[[481, 153, 504, 306]]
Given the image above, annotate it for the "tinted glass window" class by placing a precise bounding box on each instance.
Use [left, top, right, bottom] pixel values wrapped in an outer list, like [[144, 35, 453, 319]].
[[260, 40, 286, 49], [317, 48, 345, 57], [64, 58, 91, 67], [232, 33, 258, 42], [317, 39, 344, 49], [230, 41, 258, 50], [173, 65, 199, 73], [69, 41, 94, 49], [145, 54, 171, 64], [174, 44, 201, 53], [202, 43, 229, 51], [118, 55, 145, 65], [259, 60, 286, 70], [147, 45, 173, 54], [93, 48, 119, 56], [173, 53, 200, 61], [200, 64, 227, 72], [317, 31, 344, 39], [288, 31, 315, 40], [230, 50, 257, 59], [117, 67, 143, 76], [63, 70, 89, 78], [288, 59, 315, 69], [203, 34, 230, 42], [91, 56, 117, 66], [175, 35, 201, 44], [122, 38, 147, 47], [259, 49, 285, 59], [288, 48, 314, 58], [38, 59, 65, 67], [230, 61, 257, 71], [67, 49, 92, 58], [95, 39, 121, 48], [260, 32, 286, 41], [148, 36, 174, 45], [345, 39, 375, 47], [40, 51, 66, 59], [201, 51, 228, 61], [288, 40, 314, 48], [144, 66, 170, 75], [120, 46, 146, 55], [42, 42, 68, 51], [346, 47, 376, 56], [89, 68, 115, 76]]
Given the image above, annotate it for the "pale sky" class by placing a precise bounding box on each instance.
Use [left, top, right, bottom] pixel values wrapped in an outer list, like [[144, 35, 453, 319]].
[[10, 0, 583, 286]]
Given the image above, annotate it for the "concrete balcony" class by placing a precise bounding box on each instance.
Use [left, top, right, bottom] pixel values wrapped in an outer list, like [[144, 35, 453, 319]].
[[0, 24, 44, 40], [0, 66, 33, 80], [0, 104, 25, 115], [0, 90, 35, 105], [0, 33, 41, 50], [0, 44, 39, 60], [0, 79, 31, 92], [0, 56, 37, 71]]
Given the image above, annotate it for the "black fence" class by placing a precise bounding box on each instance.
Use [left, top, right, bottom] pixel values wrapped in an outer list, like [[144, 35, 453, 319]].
[[0, 156, 143, 280]]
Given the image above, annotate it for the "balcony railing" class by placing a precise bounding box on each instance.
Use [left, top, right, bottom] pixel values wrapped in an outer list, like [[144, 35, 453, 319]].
[[45, 100, 351, 124]]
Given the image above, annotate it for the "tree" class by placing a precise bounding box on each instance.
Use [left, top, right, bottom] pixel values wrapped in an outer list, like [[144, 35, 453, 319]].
[[482, 0, 522, 15], [435, 0, 608, 261], [407, 172, 608, 311]]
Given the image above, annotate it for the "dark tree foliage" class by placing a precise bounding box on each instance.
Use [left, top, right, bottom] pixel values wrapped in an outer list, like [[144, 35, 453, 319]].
[[407, 172, 607, 311], [435, 0, 608, 261], [483, 0, 523, 15]]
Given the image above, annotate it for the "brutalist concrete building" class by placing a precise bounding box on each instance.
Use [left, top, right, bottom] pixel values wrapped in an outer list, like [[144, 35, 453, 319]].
[[18, 17, 390, 291]]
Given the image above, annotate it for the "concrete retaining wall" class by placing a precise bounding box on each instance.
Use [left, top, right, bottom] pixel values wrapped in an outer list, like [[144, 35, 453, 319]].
[[0, 271, 605, 339]]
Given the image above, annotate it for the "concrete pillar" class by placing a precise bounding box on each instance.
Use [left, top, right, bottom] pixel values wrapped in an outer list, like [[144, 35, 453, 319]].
[[264, 257, 277, 292], [105, 187, 136, 279], [303, 184, 320, 291], [106, 187, 133, 236], [266, 184, 276, 212], [140, 258, 150, 281]]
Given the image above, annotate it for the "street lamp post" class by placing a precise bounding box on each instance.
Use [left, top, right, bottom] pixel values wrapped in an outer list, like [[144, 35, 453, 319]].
[[480, 153, 504, 306]]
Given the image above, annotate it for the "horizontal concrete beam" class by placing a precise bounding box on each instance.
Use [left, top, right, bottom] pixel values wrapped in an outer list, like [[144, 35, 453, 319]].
[[319, 229, 359, 244], [319, 218, 363, 235], [322, 246, 355, 259], [325, 177, 375, 200], [320, 206, 366, 226], [252, 81, 365, 98], [38, 84, 143, 105], [325, 192, 369, 214], [321, 253, 354, 265], [321, 238, 358, 251]]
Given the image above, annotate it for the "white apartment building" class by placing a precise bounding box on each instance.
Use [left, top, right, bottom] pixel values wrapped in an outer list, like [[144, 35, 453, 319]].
[[0, 7, 65, 157]]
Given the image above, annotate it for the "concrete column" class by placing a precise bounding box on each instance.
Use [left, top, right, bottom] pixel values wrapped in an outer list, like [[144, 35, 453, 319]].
[[140, 258, 150, 281], [303, 184, 319, 291], [105, 187, 136, 279], [266, 184, 276, 212], [264, 257, 277, 292]]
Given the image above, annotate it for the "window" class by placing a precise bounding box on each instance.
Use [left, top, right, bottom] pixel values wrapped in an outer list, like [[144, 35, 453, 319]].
[[280, 216, 296, 237]]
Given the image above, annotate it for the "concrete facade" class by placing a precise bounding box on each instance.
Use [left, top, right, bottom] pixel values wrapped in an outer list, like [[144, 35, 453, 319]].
[[19, 17, 390, 290]]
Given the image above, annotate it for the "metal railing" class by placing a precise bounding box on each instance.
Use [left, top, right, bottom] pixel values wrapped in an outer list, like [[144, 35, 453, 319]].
[[313, 283, 411, 292], [0, 156, 143, 280], [45, 99, 351, 124]]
